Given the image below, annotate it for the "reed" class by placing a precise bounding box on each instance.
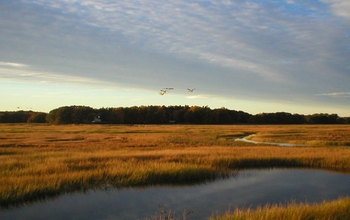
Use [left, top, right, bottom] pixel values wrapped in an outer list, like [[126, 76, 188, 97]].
[[212, 197, 350, 220]]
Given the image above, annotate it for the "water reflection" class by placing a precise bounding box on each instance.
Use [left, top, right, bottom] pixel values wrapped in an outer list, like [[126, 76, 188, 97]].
[[1, 169, 350, 220]]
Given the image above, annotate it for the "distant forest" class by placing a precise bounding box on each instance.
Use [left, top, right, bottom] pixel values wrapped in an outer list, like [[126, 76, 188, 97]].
[[1, 105, 349, 124]]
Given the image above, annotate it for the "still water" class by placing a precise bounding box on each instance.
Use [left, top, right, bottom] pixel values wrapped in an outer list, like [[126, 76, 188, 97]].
[[1, 169, 350, 220]]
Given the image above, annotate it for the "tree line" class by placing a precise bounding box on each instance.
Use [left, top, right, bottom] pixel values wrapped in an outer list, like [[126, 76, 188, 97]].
[[0, 111, 47, 123], [1, 105, 349, 124]]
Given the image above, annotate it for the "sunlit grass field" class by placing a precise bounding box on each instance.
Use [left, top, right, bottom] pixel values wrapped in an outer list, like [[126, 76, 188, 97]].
[[211, 197, 350, 220], [1, 124, 350, 217]]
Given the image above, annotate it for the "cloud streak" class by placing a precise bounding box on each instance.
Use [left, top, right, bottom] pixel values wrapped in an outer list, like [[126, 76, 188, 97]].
[[322, 0, 350, 18], [0, 61, 117, 87], [317, 92, 350, 98], [186, 95, 210, 99], [0, 62, 28, 68]]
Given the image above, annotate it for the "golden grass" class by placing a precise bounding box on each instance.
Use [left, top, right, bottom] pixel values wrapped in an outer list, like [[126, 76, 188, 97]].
[[1, 124, 350, 207], [212, 197, 350, 220]]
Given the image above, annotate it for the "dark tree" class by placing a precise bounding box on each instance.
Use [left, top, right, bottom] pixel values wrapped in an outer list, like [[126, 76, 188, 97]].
[[27, 112, 47, 123], [307, 114, 340, 124], [47, 106, 95, 124]]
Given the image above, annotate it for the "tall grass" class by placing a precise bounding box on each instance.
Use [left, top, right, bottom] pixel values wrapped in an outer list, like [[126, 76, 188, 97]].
[[1, 124, 350, 207], [212, 197, 350, 220]]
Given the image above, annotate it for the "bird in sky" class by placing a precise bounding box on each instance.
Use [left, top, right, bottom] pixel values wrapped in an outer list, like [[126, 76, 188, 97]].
[[159, 89, 167, 95], [159, 88, 195, 95], [187, 88, 195, 92], [159, 88, 174, 95]]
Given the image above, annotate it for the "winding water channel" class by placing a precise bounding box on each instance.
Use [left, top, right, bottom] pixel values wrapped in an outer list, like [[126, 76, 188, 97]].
[[1, 169, 350, 220], [235, 134, 305, 147]]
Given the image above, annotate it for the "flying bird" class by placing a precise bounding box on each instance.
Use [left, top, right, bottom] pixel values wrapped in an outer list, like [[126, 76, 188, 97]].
[[159, 88, 174, 95], [159, 87, 195, 95], [187, 88, 195, 93]]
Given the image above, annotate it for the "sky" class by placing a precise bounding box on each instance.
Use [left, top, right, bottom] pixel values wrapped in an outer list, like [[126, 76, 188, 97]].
[[0, 0, 350, 116]]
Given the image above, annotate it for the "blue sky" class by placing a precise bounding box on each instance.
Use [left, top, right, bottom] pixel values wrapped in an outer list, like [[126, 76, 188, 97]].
[[1, 0, 350, 115]]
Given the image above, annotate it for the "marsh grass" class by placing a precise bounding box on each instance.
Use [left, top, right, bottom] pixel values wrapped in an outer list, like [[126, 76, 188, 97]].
[[1, 124, 350, 207], [249, 126, 350, 147], [146, 207, 194, 220], [212, 197, 350, 220]]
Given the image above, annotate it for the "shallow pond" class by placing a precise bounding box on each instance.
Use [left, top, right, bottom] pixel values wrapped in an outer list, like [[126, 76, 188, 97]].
[[1, 169, 350, 220]]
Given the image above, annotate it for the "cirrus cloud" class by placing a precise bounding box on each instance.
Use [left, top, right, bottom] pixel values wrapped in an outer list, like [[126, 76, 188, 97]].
[[317, 92, 350, 98], [0, 62, 28, 68]]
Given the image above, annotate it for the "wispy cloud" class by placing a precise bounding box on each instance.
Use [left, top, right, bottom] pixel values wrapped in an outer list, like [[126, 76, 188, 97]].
[[21, 0, 348, 84], [196, 51, 285, 81], [317, 92, 350, 98], [186, 95, 209, 99], [0, 62, 28, 68], [322, 0, 350, 18], [0, 60, 116, 87], [24, 0, 310, 82]]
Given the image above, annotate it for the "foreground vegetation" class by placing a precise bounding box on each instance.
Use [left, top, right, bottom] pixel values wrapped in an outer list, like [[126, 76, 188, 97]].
[[1, 124, 350, 212], [212, 197, 350, 220]]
